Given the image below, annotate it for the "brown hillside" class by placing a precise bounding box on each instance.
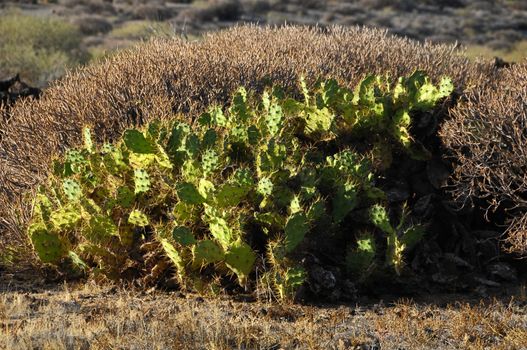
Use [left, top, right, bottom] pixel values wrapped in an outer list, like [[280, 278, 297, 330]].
[[0, 25, 498, 262]]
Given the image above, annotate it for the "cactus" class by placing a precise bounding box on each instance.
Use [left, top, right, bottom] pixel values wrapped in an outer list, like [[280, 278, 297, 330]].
[[28, 72, 448, 298], [224, 241, 256, 285], [176, 183, 205, 205], [201, 149, 219, 176], [134, 169, 151, 195], [346, 232, 376, 277], [128, 210, 149, 227], [50, 206, 81, 230], [116, 186, 134, 208], [172, 226, 196, 246], [28, 223, 68, 264], [159, 238, 186, 282], [284, 212, 309, 253], [192, 240, 225, 268], [83, 215, 119, 244]]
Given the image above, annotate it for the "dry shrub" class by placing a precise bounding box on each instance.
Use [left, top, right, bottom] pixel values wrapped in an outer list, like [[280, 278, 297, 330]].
[[441, 60, 527, 255], [0, 25, 497, 266]]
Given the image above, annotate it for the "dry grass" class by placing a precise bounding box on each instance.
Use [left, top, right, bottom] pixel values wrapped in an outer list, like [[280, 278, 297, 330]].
[[441, 60, 527, 255], [0, 25, 499, 265], [0, 281, 525, 349]]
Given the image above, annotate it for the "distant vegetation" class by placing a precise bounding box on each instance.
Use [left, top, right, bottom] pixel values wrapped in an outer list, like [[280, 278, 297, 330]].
[[0, 11, 89, 86]]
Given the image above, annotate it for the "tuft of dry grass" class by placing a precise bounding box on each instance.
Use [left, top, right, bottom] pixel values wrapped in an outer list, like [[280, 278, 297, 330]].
[[0, 282, 525, 349], [0, 25, 499, 266]]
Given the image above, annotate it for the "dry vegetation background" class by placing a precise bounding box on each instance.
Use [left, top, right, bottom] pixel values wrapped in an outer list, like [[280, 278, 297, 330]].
[[0, 0, 527, 86], [1, 1, 527, 350]]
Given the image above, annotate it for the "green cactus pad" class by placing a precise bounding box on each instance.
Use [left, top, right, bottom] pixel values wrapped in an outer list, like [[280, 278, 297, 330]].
[[332, 183, 358, 224], [401, 225, 426, 250], [346, 232, 376, 277], [274, 266, 307, 300], [123, 129, 156, 154], [159, 238, 186, 280], [68, 250, 88, 271], [28, 223, 68, 264], [64, 150, 87, 174], [83, 215, 119, 244], [116, 186, 135, 208], [265, 102, 283, 136], [207, 215, 235, 249], [134, 169, 151, 195], [128, 210, 149, 226], [34, 193, 53, 222], [369, 204, 395, 235], [83, 127, 94, 153], [172, 202, 196, 223], [172, 226, 196, 246], [225, 241, 256, 285], [284, 212, 309, 253], [50, 207, 81, 230], [198, 179, 215, 200], [192, 240, 224, 267], [303, 106, 334, 134], [257, 178, 274, 197], [155, 147, 173, 169], [62, 179, 82, 202], [176, 183, 205, 205], [202, 129, 218, 149], [201, 149, 219, 175], [214, 183, 249, 208]]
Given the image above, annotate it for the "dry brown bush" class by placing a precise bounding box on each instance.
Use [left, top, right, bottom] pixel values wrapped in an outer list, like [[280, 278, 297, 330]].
[[441, 61, 527, 256], [0, 25, 498, 267]]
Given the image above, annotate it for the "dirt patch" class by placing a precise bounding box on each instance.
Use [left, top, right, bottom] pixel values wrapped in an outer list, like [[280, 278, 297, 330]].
[[0, 277, 525, 349]]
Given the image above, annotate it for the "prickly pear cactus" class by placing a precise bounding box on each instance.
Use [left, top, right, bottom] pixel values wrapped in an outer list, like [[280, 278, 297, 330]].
[[27, 72, 451, 300]]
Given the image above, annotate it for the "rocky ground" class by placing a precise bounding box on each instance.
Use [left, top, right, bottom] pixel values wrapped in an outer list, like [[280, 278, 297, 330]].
[[1, 0, 526, 61]]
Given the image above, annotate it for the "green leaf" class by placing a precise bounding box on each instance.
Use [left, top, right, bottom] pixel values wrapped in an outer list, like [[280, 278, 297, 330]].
[[128, 210, 149, 227], [134, 169, 151, 194], [83, 127, 94, 153], [50, 207, 81, 230], [284, 212, 309, 253], [172, 226, 196, 246], [225, 241, 256, 285], [346, 232, 376, 277], [192, 240, 224, 267], [159, 238, 186, 281], [62, 179, 82, 202], [123, 129, 156, 154], [176, 183, 205, 205], [369, 204, 395, 235], [28, 223, 69, 264], [401, 225, 426, 250]]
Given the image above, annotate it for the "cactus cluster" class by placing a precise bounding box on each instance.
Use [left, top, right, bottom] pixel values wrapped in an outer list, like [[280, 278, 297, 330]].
[[28, 71, 452, 299]]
